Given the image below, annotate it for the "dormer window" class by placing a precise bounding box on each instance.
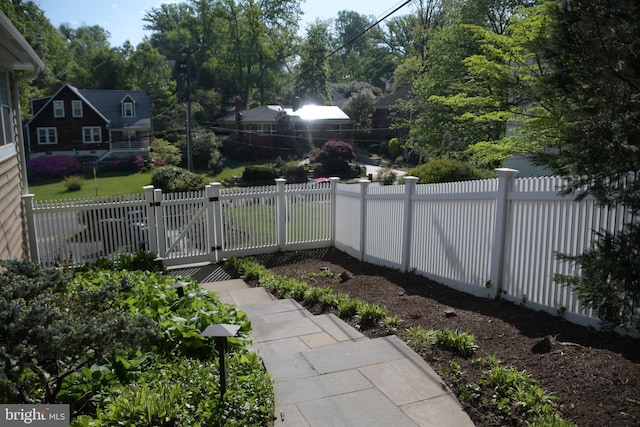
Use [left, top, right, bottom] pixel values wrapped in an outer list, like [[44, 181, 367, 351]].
[[121, 96, 135, 117]]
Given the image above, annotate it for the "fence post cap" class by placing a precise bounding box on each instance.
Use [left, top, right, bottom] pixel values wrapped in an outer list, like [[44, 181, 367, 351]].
[[495, 168, 519, 178]]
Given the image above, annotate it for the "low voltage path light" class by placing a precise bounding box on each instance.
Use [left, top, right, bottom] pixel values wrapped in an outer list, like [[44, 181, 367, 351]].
[[201, 324, 241, 399], [169, 281, 189, 297]]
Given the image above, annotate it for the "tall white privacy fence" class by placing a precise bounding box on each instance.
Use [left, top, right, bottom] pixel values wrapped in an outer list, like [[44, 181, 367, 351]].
[[24, 170, 634, 329]]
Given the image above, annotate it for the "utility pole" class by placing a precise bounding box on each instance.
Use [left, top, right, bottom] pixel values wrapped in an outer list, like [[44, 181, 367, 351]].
[[183, 49, 193, 172]]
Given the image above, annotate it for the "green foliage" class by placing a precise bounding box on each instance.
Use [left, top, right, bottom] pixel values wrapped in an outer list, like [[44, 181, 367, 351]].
[[407, 159, 490, 184], [342, 88, 376, 140], [150, 138, 182, 166], [435, 328, 478, 357], [555, 223, 640, 329], [0, 260, 158, 404], [474, 358, 569, 425], [191, 132, 223, 170], [376, 167, 397, 185], [388, 138, 403, 159], [242, 165, 278, 184], [151, 165, 208, 192], [0, 258, 272, 425], [62, 175, 85, 191], [226, 257, 394, 331]]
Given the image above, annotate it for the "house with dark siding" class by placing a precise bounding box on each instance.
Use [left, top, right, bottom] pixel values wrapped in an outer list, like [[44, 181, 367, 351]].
[[25, 83, 152, 160]]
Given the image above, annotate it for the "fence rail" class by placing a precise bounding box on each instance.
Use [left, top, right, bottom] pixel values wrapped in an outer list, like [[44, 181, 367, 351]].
[[24, 170, 636, 331]]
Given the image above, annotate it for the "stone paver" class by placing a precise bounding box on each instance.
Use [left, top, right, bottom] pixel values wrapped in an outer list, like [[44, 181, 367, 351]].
[[198, 279, 475, 427]]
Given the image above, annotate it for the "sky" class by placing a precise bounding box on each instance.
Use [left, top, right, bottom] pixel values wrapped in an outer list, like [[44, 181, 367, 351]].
[[36, 0, 413, 48]]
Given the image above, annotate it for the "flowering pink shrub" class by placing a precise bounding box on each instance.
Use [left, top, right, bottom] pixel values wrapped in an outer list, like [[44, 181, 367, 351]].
[[26, 155, 82, 178], [130, 155, 145, 171]]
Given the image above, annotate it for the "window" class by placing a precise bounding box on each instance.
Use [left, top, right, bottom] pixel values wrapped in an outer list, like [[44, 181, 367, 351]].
[[334, 124, 342, 134], [72, 100, 83, 117], [83, 127, 102, 143], [257, 124, 275, 135], [37, 127, 57, 144], [53, 100, 64, 118], [0, 70, 12, 147], [122, 101, 134, 117]]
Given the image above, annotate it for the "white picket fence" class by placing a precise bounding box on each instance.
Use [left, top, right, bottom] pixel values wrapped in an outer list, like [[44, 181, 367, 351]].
[[24, 170, 635, 329]]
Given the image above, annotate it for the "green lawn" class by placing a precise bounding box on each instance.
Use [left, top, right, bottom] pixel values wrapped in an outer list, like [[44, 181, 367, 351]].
[[28, 171, 154, 200], [28, 162, 273, 201]]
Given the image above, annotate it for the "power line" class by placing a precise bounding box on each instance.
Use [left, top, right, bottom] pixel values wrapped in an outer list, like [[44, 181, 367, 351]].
[[291, 0, 414, 89]]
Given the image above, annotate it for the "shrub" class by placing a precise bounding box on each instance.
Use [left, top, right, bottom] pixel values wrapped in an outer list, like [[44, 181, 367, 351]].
[[388, 137, 402, 159], [26, 155, 82, 179], [129, 155, 145, 171], [150, 138, 182, 166], [151, 165, 184, 189], [242, 165, 278, 184], [151, 166, 208, 193], [376, 167, 397, 185], [62, 175, 85, 191], [314, 140, 356, 171], [407, 159, 489, 184]]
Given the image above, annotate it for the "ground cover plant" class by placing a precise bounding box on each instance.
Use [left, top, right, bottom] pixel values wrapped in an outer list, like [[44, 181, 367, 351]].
[[0, 253, 273, 426], [228, 249, 640, 427]]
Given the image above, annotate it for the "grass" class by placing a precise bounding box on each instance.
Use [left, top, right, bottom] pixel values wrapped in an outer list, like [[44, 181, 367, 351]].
[[29, 161, 276, 201], [29, 171, 154, 200]]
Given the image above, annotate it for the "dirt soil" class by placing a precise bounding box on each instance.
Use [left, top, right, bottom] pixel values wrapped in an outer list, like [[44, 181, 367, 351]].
[[251, 248, 640, 427]]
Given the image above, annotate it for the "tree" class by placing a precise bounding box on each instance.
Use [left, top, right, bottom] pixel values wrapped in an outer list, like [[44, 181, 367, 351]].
[[314, 140, 356, 172], [342, 88, 376, 144], [539, 0, 640, 328], [295, 21, 331, 104]]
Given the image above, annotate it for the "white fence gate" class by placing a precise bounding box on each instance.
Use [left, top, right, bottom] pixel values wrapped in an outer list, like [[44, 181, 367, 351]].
[[26, 179, 336, 267]]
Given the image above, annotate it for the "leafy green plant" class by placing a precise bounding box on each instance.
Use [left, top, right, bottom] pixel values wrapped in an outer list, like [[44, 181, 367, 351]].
[[555, 223, 640, 329], [435, 328, 478, 357], [357, 302, 388, 329], [407, 159, 491, 184], [303, 286, 333, 304], [62, 175, 85, 191]]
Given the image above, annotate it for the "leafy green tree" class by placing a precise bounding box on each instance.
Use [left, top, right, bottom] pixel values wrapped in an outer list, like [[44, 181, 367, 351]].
[[151, 138, 182, 166], [342, 88, 376, 144], [540, 0, 640, 328], [295, 21, 331, 104]]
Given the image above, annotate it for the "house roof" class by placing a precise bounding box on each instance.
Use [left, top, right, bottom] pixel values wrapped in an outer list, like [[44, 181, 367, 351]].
[[374, 85, 412, 109], [79, 88, 151, 129], [0, 11, 44, 72], [285, 105, 350, 122], [27, 84, 151, 130], [219, 104, 350, 124]]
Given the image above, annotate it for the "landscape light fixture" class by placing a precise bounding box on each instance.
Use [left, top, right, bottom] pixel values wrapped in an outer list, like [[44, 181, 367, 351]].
[[169, 281, 189, 297], [201, 323, 241, 399]]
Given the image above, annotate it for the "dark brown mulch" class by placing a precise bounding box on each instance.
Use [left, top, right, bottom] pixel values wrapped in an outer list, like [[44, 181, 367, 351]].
[[251, 248, 640, 427]]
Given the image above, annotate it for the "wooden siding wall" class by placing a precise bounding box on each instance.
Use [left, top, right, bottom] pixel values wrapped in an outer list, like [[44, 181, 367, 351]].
[[0, 155, 26, 260]]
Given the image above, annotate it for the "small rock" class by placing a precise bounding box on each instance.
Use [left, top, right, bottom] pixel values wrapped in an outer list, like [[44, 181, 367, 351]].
[[339, 270, 354, 282], [444, 309, 457, 318], [532, 335, 555, 354]]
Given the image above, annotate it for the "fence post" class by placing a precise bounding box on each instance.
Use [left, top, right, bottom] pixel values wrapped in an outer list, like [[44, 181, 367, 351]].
[[143, 186, 158, 256], [358, 179, 370, 261], [401, 176, 419, 273], [207, 183, 224, 262], [22, 194, 38, 262], [490, 168, 519, 298], [329, 177, 340, 246], [275, 178, 287, 251], [153, 188, 166, 259]]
